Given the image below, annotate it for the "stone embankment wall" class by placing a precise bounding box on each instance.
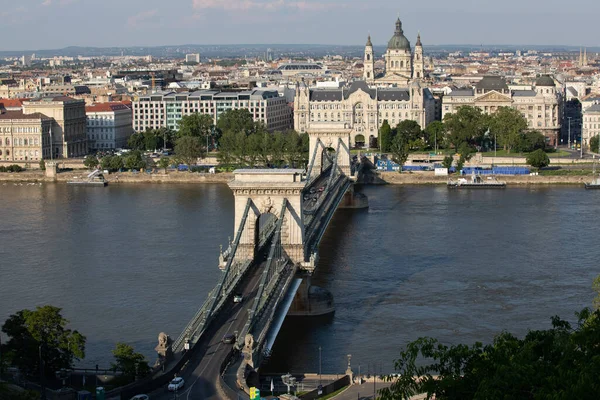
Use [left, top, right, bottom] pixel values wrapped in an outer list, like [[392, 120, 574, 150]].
[[0, 171, 234, 184], [379, 172, 589, 185]]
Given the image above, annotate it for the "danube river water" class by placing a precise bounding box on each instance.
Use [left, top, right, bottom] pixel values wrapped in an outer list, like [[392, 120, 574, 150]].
[[0, 183, 597, 374]]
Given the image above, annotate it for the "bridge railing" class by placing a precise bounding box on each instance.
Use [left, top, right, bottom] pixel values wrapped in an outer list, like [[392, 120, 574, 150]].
[[237, 199, 288, 348], [172, 198, 253, 352]]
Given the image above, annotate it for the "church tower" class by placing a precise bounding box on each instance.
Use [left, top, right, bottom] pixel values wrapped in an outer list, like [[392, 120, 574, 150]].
[[413, 33, 424, 79], [363, 35, 375, 82]]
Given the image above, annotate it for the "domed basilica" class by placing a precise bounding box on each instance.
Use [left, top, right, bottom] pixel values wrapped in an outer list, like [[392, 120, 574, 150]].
[[363, 17, 424, 86]]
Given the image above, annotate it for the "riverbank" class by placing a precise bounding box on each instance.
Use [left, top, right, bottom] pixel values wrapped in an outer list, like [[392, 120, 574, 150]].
[[0, 170, 234, 184], [378, 171, 591, 185], [0, 170, 594, 185]]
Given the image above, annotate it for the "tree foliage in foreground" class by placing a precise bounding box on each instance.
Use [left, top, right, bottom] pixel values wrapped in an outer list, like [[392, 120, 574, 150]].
[[379, 277, 600, 400], [526, 148, 550, 170], [111, 342, 151, 382], [0, 305, 86, 378]]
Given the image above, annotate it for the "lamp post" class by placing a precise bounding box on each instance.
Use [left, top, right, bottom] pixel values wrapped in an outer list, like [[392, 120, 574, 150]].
[[318, 346, 322, 387], [567, 116, 572, 149]]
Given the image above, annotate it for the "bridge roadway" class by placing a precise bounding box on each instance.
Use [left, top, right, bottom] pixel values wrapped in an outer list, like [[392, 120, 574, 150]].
[[150, 258, 268, 400]]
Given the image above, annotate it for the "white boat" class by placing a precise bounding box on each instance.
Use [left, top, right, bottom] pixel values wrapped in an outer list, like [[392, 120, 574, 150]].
[[67, 169, 107, 187], [448, 172, 506, 188]]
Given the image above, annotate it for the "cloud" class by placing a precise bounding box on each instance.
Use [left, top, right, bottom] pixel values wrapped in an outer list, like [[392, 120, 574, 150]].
[[192, 0, 336, 11], [42, 0, 79, 6], [127, 9, 159, 28]]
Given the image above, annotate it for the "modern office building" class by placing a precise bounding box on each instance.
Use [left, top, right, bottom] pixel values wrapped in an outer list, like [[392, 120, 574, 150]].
[[86, 102, 133, 151], [132, 89, 292, 132]]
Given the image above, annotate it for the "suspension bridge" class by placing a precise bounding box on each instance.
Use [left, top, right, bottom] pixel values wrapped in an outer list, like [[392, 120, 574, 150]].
[[107, 129, 365, 400]]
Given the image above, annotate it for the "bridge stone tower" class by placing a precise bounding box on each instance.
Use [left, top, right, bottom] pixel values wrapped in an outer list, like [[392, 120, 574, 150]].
[[228, 169, 306, 264], [307, 126, 353, 178]]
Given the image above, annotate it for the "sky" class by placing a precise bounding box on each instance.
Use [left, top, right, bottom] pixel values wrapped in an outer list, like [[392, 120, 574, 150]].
[[0, 0, 599, 51]]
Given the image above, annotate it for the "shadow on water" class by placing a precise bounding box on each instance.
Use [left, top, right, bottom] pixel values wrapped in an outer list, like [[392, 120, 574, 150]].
[[261, 313, 335, 374]]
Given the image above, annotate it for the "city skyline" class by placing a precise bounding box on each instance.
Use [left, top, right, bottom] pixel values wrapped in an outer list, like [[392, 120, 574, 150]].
[[1, 0, 599, 51]]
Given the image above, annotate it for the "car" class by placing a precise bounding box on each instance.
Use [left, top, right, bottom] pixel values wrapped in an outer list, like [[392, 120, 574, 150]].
[[222, 334, 236, 344], [168, 377, 184, 391], [130, 395, 149, 400], [309, 188, 316, 194], [318, 187, 325, 192], [233, 294, 243, 303]]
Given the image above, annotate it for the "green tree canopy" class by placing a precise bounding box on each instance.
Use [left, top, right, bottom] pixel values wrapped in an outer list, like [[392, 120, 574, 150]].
[[177, 113, 214, 139], [443, 106, 487, 150], [1, 306, 86, 378], [517, 130, 546, 153], [83, 155, 99, 169], [379, 120, 393, 153], [175, 136, 204, 168], [424, 121, 446, 150], [526, 148, 550, 170], [124, 150, 147, 170], [158, 156, 171, 173], [127, 132, 146, 151], [217, 109, 255, 135], [590, 135, 599, 153], [380, 306, 600, 400], [489, 106, 528, 153], [395, 120, 423, 149], [111, 343, 150, 382], [390, 134, 409, 172]]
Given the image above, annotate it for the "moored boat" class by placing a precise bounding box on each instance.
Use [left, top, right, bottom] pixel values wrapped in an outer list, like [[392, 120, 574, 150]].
[[448, 172, 506, 188], [67, 169, 108, 187]]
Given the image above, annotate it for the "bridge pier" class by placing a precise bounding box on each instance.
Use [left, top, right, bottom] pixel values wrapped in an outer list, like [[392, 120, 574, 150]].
[[288, 276, 335, 317], [338, 185, 369, 209]]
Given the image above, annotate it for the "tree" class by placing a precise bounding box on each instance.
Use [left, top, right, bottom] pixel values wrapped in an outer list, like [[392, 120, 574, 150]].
[[83, 155, 99, 170], [456, 142, 476, 173], [177, 113, 214, 139], [109, 155, 124, 172], [111, 343, 150, 382], [127, 132, 145, 151], [489, 107, 528, 153], [591, 135, 599, 153], [379, 120, 393, 153], [424, 121, 446, 151], [379, 305, 600, 399], [390, 134, 409, 172], [1, 306, 86, 378], [158, 156, 171, 173], [217, 109, 255, 136], [124, 151, 146, 171], [443, 106, 486, 150], [526, 148, 550, 170], [395, 120, 423, 150], [517, 130, 546, 153], [39, 159, 46, 171], [175, 136, 204, 169], [442, 155, 453, 170]]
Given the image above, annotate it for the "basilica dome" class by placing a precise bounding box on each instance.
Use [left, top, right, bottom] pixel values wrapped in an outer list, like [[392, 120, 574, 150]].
[[387, 18, 411, 51]]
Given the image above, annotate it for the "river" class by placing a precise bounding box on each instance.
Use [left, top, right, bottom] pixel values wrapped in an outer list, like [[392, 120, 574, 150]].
[[0, 183, 597, 374]]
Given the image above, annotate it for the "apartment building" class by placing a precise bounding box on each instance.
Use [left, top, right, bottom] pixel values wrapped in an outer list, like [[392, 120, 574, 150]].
[[86, 102, 133, 151], [0, 110, 53, 162], [132, 89, 292, 132]]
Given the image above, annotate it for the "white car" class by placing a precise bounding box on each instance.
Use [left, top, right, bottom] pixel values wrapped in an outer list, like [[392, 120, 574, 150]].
[[233, 294, 243, 303], [168, 377, 185, 391]]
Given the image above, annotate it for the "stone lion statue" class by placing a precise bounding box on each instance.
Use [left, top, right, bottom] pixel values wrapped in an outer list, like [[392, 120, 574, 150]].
[[158, 332, 169, 347]]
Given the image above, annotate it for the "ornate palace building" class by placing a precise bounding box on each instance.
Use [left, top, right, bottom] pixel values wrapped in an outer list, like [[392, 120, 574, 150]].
[[442, 76, 562, 146], [293, 18, 434, 148]]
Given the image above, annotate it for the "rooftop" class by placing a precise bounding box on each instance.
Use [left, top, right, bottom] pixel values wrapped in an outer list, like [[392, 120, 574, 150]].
[[0, 110, 51, 120]]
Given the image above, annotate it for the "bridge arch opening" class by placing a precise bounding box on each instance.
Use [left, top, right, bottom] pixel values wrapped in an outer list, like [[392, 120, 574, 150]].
[[254, 212, 278, 252]]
